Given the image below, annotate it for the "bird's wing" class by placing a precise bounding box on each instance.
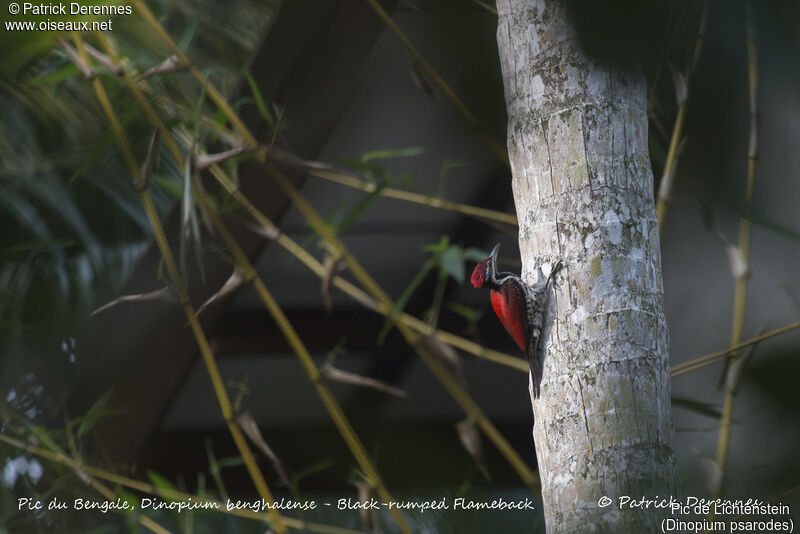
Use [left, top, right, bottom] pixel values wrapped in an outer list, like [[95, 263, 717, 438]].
[[490, 281, 528, 352]]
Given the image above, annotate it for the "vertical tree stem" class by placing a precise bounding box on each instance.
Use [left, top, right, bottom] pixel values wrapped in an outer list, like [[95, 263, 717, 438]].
[[714, 2, 759, 491]]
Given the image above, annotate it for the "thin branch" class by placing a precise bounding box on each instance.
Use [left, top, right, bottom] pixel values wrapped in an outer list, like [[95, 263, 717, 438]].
[[714, 3, 759, 500], [671, 320, 800, 378], [308, 167, 518, 226]]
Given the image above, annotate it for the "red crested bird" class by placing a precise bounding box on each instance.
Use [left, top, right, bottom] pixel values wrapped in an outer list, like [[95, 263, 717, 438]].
[[470, 244, 562, 398]]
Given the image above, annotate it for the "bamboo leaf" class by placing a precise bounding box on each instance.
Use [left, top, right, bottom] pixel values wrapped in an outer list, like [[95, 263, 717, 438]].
[[362, 146, 424, 162], [91, 287, 175, 316], [147, 471, 179, 502], [378, 257, 436, 343], [717, 231, 749, 280], [136, 55, 183, 81], [58, 38, 94, 79], [82, 43, 122, 75], [463, 247, 489, 262], [693, 448, 722, 495], [671, 397, 722, 419], [322, 365, 407, 398], [670, 63, 688, 106], [244, 71, 274, 126], [456, 418, 490, 481], [194, 145, 253, 171], [197, 269, 245, 316], [439, 245, 465, 284], [236, 412, 292, 490], [333, 180, 387, 235], [78, 390, 113, 438], [417, 334, 466, 388]]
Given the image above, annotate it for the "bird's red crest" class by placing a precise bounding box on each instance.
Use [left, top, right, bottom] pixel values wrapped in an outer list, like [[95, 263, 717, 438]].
[[471, 258, 489, 288]]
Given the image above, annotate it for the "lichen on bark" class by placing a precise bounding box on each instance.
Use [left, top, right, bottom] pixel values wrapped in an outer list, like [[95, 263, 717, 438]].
[[496, 0, 680, 532]]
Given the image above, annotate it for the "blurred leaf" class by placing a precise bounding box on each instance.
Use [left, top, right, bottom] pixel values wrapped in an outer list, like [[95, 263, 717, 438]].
[[670, 64, 688, 106], [693, 448, 721, 495], [463, 247, 489, 262], [78, 390, 113, 438], [333, 180, 386, 235], [440, 245, 465, 284], [135, 130, 160, 191], [147, 471, 179, 502], [30, 62, 80, 87], [291, 460, 336, 489], [236, 412, 291, 490], [445, 301, 484, 323], [456, 418, 490, 481], [114, 487, 139, 514], [0, 239, 74, 260], [379, 257, 436, 343], [717, 231, 749, 280], [671, 397, 722, 419], [362, 146, 424, 162], [244, 71, 274, 126], [322, 365, 407, 398]]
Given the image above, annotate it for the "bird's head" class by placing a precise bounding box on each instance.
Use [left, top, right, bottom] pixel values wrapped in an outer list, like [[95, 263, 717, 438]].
[[470, 243, 500, 288]]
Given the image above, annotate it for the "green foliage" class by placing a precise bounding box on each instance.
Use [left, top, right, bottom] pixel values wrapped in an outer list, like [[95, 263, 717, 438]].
[[380, 237, 487, 342]]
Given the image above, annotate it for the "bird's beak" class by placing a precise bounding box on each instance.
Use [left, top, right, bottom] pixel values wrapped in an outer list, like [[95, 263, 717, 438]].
[[490, 243, 500, 263]]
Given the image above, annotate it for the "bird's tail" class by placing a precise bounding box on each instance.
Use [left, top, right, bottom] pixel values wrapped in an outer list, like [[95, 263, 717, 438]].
[[527, 333, 542, 399]]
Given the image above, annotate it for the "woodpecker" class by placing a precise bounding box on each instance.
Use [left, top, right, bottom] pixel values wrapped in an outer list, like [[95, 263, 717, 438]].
[[470, 244, 562, 398]]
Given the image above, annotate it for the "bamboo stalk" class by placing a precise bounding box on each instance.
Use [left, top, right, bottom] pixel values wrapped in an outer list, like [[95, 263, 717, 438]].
[[671, 320, 800, 378], [308, 168, 518, 226], [655, 1, 710, 230], [71, 33, 287, 534], [714, 3, 758, 498], [0, 433, 365, 534], [361, 0, 510, 167]]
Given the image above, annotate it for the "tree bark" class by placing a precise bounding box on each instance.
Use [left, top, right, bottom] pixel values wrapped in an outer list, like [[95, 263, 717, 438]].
[[496, 1, 679, 532]]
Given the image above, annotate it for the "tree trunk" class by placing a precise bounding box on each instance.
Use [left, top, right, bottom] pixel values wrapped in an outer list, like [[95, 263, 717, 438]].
[[496, 1, 679, 532]]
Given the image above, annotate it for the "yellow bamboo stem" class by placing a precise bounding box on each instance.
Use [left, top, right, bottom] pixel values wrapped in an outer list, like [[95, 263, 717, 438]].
[[309, 168, 518, 225], [656, 1, 709, 230], [714, 3, 758, 498], [72, 33, 286, 533], [670, 320, 800, 378]]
